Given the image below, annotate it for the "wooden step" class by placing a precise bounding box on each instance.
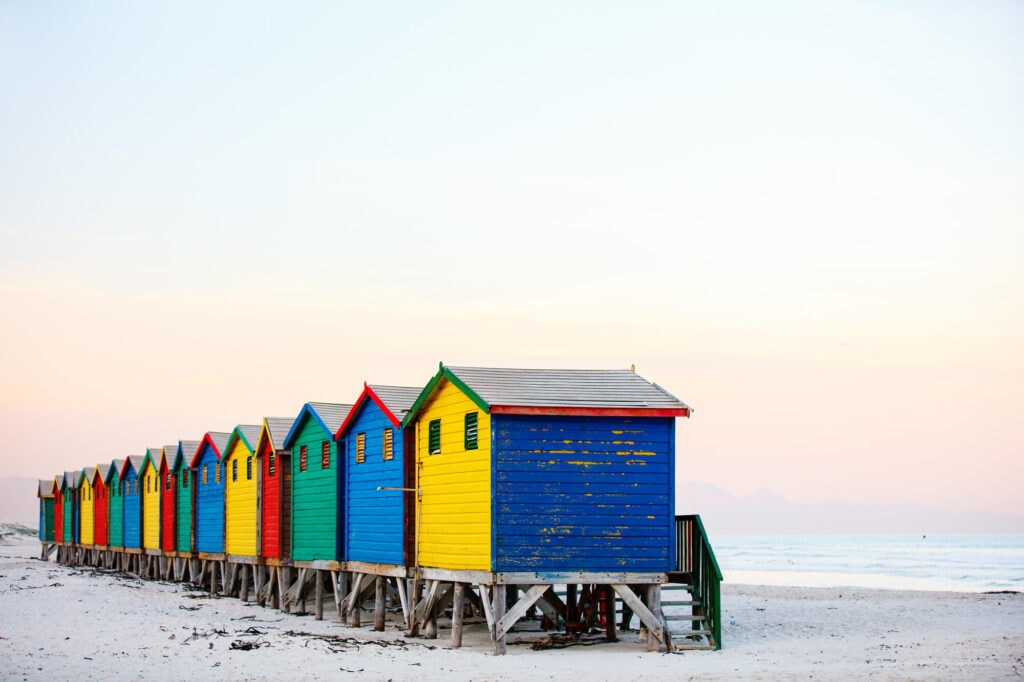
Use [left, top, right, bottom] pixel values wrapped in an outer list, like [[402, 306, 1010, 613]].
[[666, 614, 706, 622], [662, 600, 699, 607]]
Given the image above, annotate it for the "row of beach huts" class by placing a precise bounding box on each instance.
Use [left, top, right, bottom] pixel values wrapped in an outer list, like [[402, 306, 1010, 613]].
[[35, 363, 721, 653]]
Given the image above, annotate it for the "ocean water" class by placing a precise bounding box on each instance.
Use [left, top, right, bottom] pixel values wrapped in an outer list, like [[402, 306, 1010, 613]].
[[710, 534, 1024, 592]]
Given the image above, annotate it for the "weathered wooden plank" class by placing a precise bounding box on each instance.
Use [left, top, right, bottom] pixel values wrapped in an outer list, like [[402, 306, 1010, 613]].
[[451, 582, 466, 648], [492, 583, 507, 655]]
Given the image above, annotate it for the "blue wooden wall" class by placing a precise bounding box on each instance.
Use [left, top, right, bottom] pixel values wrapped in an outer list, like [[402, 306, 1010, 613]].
[[123, 468, 142, 549], [344, 401, 405, 566], [492, 414, 675, 572], [195, 444, 225, 554]]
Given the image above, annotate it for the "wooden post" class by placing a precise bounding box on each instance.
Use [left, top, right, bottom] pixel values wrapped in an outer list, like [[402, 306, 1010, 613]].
[[646, 584, 661, 652], [603, 586, 618, 641], [451, 582, 465, 649], [241, 565, 251, 602], [315, 570, 324, 620], [493, 583, 507, 655], [280, 567, 292, 613], [566, 583, 578, 627], [373, 576, 385, 631]]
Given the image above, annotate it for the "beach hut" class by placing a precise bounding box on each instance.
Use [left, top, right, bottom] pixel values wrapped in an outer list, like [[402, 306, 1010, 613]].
[[192, 432, 231, 555], [336, 384, 420, 566], [283, 402, 352, 562], [172, 441, 201, 553], [140, 448, 163, 551], [37, 479, 55, 542], [79, 467, 95, 545], [159, 445, 177, 553], [122, 456, 144, 549], [255, 417, 293, 560], [106, 459, 125, 548], [402, 365, 691, 573], [223, 425, 261, 557], [91, 466, 109, 547], [63, 471, 81, 544], [53, 476, 64, 543]]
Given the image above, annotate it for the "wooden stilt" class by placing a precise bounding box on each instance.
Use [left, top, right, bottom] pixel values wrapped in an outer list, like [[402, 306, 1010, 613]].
[[451, 582, 465, 648], [373, 576, 385, 632], [314, 570, 324, 620], [492, 583, 507, 655]]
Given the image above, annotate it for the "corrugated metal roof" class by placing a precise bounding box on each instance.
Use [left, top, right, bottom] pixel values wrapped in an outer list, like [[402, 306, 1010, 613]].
[[109, 459, 125, 481], [263, 417, 293, 452], [64, 471, 81, 489], [307, 402, 353, 434], [368, 385, 421, 422], [228, 425, 261, 454], [444, 366, 691, 411], [207, 432, 231, 454], [38, 479, 54, 497], [126, 455, 145, 474], [177, 440, 201, 464]]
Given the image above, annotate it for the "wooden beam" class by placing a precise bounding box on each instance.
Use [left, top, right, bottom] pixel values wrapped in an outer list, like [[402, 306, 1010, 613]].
[[610, 584, 664, 650], [492, 583, 507, 655], [451, 582, 466, 649], [373, 577, 385, 631], [495, 584, 550, 640]]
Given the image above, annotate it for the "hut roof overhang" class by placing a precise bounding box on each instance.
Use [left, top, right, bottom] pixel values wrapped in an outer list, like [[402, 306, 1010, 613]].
[[401, 363, 692, 428], [172, 441, 202, 472], [255, 417, 294, 457], [189, 432, 231, 469], [223, 425, 261, 461], [336, 383, 421, 438], [282, 402, 353, 449]]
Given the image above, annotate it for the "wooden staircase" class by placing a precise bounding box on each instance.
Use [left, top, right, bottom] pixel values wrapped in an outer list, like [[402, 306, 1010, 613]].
[[664, 515, 722, 650]]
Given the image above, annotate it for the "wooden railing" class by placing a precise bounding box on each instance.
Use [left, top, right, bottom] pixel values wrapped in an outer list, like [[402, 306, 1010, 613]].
[[674, 514, 723, 649]]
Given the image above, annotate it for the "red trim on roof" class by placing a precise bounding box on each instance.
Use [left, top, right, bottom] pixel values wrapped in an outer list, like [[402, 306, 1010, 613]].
[[487, 405, 690, 418]]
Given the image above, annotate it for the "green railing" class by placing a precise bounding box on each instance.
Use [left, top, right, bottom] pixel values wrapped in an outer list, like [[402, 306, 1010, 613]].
[[674, 514, 723, 649]]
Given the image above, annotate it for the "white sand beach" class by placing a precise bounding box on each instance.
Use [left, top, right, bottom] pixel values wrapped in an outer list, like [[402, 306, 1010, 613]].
[[1, 532, 1021, 681]]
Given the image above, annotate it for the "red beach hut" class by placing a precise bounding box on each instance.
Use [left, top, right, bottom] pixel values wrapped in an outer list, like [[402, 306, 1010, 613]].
[[160, 445, 177, 552], [92, 465, 109, 547]]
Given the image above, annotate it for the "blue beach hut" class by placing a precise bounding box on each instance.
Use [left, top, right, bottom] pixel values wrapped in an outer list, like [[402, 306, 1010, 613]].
[[191, 431, 230, 554], [402, 364, 692, 573], [121, 455, 144, 549], [336, 384, 420, 566]]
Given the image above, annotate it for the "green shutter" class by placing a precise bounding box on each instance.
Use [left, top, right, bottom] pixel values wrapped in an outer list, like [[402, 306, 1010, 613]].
[[464, 412, 478, 450], [428, 419, 441, 454]]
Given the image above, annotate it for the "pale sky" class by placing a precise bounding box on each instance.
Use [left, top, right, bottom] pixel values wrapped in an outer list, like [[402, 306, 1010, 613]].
[[1, 2, 1021, 521]]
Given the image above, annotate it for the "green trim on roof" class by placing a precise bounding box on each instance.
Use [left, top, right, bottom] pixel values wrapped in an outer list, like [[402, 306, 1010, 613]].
[[400, 363, 491, 428]]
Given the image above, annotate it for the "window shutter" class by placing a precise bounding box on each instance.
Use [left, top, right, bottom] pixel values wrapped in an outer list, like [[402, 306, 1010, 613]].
[[465, 412, 478, 450], [232, 459, 238, 482], [382, 429, 394, 461], [299, 446, 307, 472], [321, 441, 330, 469], [269, 452, 276, 477], [428, 419, 441, 454], [246, 456, 253, 480], [356, 433, 366, 464]]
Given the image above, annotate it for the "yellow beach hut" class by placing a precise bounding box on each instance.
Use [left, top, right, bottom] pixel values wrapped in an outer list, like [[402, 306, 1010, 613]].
[[223, 424, 261, 557], [140, 447, 163, 551], [79, 467, 95, 545]]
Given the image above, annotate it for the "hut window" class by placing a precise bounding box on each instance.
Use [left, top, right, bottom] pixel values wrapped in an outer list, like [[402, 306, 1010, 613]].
[[183, 470, 189, 489], [246, 456, 253, 480], [299, 446, 307, 472], [202, 466, 208, 486], [465, 412, 478, 450], [232, 459, 238, 482], [215, 462, 222, 484], [382, 429, 394, 461], [356, 433, 366, 464], [165, 476, 171, 490], [133, 479, 138, 495], [321, 441, 330, 469], [269, 452, 276, 477], [428, 419, 441, 455]]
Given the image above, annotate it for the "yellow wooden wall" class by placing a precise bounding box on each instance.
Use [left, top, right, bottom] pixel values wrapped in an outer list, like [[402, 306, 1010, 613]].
[[224, 440, 257, 556], [80, 481, 94, 545], [416, 379, 491, 570], [142, 463, 161, 549]]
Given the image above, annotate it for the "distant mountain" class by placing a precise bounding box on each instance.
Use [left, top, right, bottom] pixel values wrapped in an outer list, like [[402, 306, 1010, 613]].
[[0, 477, 41, 526], [677, 481, 1024, 535]]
